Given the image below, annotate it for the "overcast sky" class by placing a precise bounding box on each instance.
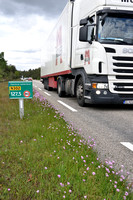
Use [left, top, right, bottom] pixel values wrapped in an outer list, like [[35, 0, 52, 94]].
[[0, 0, 68, 71]]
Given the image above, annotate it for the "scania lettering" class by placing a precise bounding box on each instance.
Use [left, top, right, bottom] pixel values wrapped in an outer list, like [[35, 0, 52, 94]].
[[41, 0, 133, 106]]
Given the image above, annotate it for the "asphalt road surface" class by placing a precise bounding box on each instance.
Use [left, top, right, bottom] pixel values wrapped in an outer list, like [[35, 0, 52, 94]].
[[33, 80, 133, 183]]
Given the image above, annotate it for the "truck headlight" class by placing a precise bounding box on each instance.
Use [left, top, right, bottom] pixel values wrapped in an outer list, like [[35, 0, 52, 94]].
[[92, 83, 108, 89]]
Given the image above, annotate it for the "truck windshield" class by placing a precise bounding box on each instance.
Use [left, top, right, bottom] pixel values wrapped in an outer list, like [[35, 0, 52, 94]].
[[98, 13, 133, 45]]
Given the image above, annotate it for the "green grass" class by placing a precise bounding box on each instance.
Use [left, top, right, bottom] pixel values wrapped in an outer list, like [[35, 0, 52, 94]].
[[0, 82, 133, 200]]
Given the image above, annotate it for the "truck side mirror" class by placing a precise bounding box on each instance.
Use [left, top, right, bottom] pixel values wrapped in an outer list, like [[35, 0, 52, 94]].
[[80, 18, 88, 26], [79, 24, 96, 43], [79, 25, 88, 42]]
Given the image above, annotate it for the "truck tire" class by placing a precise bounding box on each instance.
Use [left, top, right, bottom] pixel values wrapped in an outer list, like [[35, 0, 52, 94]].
[[76, 77, 85, 107], [57, 77, 65, 97]]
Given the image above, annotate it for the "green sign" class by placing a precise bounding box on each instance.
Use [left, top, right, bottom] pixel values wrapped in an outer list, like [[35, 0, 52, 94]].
[[8, 81, 33, 99]]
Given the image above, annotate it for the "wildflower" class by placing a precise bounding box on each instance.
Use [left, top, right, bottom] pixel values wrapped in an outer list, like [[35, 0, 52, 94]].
[[34, 139, 36, 141], [67, 182, 70, 185], [8, 188, 11, 191], [87, 167, 89, 171], [63, 195, 65, 198], [114, 185, 117, 188], [60, 183, 64, 187], [44, 167, 47, 170], [57, 175, 61, 178], [36, 190, 39, 193], [92, 172, 96, 175], [125, 191, 128, 196], [84, 196, 87, 199], [116, 189, 120, 192], [69, 189, 72, 193], [83, 179, 86, 182]]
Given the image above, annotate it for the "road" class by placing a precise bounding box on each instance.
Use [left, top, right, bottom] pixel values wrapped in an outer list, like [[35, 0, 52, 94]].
[[33, 80, 133, 183]]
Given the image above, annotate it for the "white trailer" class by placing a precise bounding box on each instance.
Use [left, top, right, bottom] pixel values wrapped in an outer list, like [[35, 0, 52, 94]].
[[41, 0, 133, 106]]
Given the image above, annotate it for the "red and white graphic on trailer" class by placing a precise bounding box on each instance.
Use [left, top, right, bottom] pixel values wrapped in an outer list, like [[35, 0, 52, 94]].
[[23, 91, 30, 97]]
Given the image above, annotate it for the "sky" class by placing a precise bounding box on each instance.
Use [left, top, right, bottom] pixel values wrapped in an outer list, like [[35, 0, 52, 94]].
[[0, 0, 68, 71]]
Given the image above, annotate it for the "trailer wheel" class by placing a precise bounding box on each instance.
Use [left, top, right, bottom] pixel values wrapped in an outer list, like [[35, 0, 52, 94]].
[[57, 77, 65, 97], [76, 77, 85, 107]]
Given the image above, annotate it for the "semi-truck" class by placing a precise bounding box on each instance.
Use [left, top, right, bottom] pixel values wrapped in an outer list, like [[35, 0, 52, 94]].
[[41, 0, 133, 106]]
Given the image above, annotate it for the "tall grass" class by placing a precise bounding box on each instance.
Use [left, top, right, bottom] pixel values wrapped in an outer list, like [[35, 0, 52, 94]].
[[0, 82, 133, 200]]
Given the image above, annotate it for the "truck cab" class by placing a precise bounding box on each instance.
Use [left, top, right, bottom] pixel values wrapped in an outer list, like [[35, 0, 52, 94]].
[[75, 0, 133, 105]]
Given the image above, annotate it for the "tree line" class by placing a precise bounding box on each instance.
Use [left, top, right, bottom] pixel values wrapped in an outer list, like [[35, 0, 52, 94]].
[[0, 52, 40, 81]]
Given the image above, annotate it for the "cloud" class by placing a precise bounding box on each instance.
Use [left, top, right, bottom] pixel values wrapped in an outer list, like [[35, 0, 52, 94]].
[[0, 0, 69, 71], [0, 0, 68, 17]]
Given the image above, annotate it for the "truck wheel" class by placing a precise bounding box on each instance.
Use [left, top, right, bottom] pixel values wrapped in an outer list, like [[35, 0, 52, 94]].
[[76, 77, 85, 107], [57, 77, 65, 97]]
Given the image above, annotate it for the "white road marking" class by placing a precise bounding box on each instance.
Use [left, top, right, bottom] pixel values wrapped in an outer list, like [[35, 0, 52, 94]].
[[57, 100, 77, 112], [120, 142, 133, 152], [44, 92, 51, 96], [38, 88, 42, 91]]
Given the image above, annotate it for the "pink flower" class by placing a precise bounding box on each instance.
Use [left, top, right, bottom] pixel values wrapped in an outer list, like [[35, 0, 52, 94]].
[[92, 172, 96, 175], [125, 192, 128, 196], [8, 188, 11, 191], [69, 189, 72, 193], [116, 189, 120, 192], [60, 183, 64, 187], [57, 175, 61, 178], [36, 190, 39, 193], [84, 196, 87, 199]]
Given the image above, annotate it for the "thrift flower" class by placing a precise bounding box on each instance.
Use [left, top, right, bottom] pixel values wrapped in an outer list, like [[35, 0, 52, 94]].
[[125, 192, 128, 196]]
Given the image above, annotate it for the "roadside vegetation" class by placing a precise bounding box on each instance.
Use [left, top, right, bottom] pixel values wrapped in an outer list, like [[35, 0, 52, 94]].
[[0, 82, 133, 200], [0, 51, 40, 81]]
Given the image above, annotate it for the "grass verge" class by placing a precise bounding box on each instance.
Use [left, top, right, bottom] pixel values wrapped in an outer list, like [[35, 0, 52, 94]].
[[0, 82, 133, 200]]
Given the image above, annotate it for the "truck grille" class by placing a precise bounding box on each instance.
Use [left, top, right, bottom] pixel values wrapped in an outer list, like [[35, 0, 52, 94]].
[[113, 56, 133, 75], [109, 56, 133, 94]]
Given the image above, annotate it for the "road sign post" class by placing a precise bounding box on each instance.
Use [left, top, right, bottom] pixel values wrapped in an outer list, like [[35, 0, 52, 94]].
[[8, 81, 33, 119], [19, 99, 24, 119]]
